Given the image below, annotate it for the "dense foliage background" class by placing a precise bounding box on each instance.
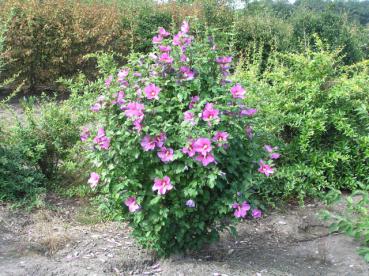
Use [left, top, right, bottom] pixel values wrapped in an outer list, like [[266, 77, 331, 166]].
[[0, 0, 368, 90]]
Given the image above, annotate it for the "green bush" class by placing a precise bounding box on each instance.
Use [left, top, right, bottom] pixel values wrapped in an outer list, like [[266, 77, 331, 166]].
[[0, 144, 45, 202], [11, 97, 81, 180], [236, 42, 369, 202], [322, 189, 369, 263]]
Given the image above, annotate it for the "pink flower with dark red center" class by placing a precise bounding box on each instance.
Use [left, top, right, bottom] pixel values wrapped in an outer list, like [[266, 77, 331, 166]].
[[154, 133, 167, 148], [124, 102, 145, 118], [201, 103, 219, 121], [157, 147, 174, 163], [88, 172, 100, 189], [232, 201, 250, 218], [152, 35, 163, 44], [240, 108, 257, 117], [230, 83, 246, 99], [194, 138, 212, 155], [124, 197, 140, 213], [258, 160, 274, 176], [80, 127, 90, 142], [182, 139, 196, 157], [158, 27, 170, 37], [213, 131, 229, 146], [144, 83, 161, 100], [153, 176, 173, 195], [252, 209, 262, 218], [196, 152, 215, 166], [159, 45, 171, 52], [141, 135, 156, 151], [159, 53, 173, 64]]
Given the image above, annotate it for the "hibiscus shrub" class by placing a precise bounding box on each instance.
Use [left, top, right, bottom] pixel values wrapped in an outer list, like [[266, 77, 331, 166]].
[[81, 21, 276, 256]]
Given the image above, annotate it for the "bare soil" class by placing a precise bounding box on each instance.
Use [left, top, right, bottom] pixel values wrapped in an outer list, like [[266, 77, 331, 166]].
[[0, 195, 368, 276]]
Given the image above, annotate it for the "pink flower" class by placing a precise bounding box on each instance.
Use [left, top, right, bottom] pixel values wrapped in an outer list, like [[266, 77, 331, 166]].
[[152, 35, 163, 44], [90, 103, 101, 112], [215, 56, 232, 64], [240, 108, 257, 117], [153, 176, 173, 195], [158, 27, 170, 37], [232, 201, 250, 218], [258, 160, 274, 176], [194, 138, 212, 155], [173, 32, 183, 46], [80, 127, 90, 142], [180, 66, 195, 80], [245, 125, 253, 139], [181, 21, 190, 34], [157, 147, 174, 163], [93, 128, 110, 150], [196, 152, 215, 166], [144, 83, 161, 100], [88, 172, 100, 189], [133, 118, 143, 133], [183, 110, 195, 124], [105, 75, 113, 88], [264, 145, 273, 153], [270, 153, 281, 159], [159, 53, 173, 64], [186, 199, 196, 208], [117, 69, 129, 83], [202, 103, 219, 121], [182, 139, 196, 157], [159, 45, 171, 52], [180, 54, 188, 62], [212, 131, 229, 146], [112, 91, 125, 105], [154, 132, 167, 147], [252, 209, 262, 218], [189, 95, 199, 109], [141, 135, 156, 151], [124, 102, 145, 118], [230, 83, 246, 99], [124, 197, 141, 213]]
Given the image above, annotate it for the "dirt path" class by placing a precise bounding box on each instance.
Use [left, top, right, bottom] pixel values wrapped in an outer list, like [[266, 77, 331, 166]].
[[0, 196, 368, 276]]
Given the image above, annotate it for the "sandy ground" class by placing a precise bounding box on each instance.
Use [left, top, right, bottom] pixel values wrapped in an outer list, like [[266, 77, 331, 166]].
[[0, 195, 368, 276]]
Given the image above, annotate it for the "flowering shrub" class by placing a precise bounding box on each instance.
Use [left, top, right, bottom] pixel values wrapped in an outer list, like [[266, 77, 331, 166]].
[[81, 21, 276, 256]]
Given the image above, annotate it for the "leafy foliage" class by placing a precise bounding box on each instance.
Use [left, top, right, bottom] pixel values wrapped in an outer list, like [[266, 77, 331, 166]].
[[236, 41, 369, 202], [322, 190, 369, 263], [76, 21, 272, 256]]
